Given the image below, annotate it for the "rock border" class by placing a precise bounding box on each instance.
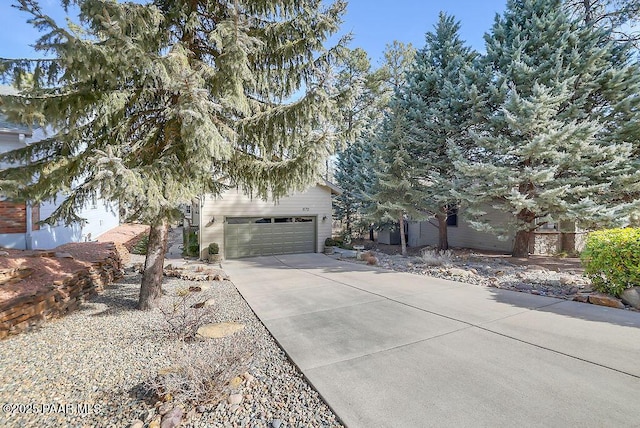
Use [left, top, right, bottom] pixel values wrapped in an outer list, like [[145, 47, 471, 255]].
[[0, 244, 123, 340]]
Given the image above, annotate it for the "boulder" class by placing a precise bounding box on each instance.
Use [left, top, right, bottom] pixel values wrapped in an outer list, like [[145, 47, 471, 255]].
[[573, 294, 590, 303], [559, 275, 575, 285], [448, 268, 476, 278], [196, 322, 245, 339], [160, 407, 183, 428], [588, 293, 625, 309], [621, 286, 640, 309]]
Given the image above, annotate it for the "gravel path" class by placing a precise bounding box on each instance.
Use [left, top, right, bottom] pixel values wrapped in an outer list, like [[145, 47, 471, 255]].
[[0, 270, 343, 428]]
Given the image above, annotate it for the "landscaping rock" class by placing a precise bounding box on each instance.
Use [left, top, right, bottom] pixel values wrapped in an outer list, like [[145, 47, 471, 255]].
[[448, 268, 476, 278], [588, 294, 625, 309], [196, 322, 245, 339], [129, 420, 144, 428], [160, 407, 183, 428], [54, 252, 74, 258], [573, 294, 590, 303], [229, 376, 243, 388], [621, 286, 640, 309], [559, 275, 575, 285], [228, 393, 243, 405]]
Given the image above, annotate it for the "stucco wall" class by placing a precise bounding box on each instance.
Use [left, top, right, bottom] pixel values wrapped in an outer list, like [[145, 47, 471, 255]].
[[198, 185, 333, 259]]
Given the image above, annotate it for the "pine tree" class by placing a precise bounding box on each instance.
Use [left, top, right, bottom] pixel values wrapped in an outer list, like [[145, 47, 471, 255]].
[[564, 0, 640, 46], [333, 48, 387, 237], [402, 12, 477, 250], [366, 41, 419, 257], [454, 0, 640, 257], [0, 0, 347, 308]]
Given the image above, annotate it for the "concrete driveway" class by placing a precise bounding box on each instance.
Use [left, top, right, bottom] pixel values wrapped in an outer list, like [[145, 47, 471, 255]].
[[223, 254, 640, 428]]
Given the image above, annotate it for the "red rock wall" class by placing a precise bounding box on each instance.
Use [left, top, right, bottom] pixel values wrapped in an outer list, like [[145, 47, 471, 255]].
[[0, 244, 123, 339]]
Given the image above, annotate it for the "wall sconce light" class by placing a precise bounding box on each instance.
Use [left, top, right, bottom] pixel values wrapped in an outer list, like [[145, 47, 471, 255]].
[[211, 216, 215, 224], [322, 215, 327, 221]]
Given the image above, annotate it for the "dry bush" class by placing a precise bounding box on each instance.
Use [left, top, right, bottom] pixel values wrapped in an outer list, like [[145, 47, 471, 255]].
[[420, 249, 454, 266], [367, 256, 378, 266], [147, 341, 253, 404], [154, 288, 215, 341]]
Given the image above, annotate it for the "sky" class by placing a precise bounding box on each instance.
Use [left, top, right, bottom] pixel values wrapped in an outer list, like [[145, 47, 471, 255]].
[[0, 0, 508, 63]]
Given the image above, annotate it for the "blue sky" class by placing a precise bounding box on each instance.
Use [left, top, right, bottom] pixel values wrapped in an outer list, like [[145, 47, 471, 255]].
[[0, 0, 507, 62]]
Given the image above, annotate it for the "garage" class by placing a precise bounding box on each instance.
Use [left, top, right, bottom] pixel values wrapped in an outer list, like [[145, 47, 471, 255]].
[[224, 216, 316, 259]]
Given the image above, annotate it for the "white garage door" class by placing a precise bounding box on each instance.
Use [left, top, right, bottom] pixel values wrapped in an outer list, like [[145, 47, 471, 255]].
[[224, 216, 316, 259]]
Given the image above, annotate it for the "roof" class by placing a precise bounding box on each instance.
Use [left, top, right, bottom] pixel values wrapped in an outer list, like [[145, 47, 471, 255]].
[[318, 179, 343, 195]]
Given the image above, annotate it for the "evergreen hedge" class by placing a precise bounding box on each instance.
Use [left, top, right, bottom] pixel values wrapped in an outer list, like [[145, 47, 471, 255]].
[[581, 228, 640, 296]]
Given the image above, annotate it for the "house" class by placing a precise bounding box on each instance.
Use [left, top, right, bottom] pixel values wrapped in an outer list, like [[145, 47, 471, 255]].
[[0, 89, 119, 250], [408, 205, 586, 255], [194, 181, 341, 259]]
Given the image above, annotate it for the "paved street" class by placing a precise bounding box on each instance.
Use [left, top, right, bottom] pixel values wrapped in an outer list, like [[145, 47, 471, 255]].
[[223, 254, 640, 428]]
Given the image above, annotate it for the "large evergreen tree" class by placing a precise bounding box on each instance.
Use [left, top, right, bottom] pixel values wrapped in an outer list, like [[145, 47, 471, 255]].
[[454, 0, 640, 257], [0, 0, 347, 308], [333, 48, 386, 237], [564, 0, 640, 46], [366, 41, 418, 257], [402, 13, 478, 250]]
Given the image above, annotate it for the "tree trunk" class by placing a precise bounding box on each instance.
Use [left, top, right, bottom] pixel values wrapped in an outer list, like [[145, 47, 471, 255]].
[[583, 0, 593, 24], [138, 217, 169, 310], [512, 230, 531, 258], [436, 212, 449, 251], [399, 214, 407, 257]]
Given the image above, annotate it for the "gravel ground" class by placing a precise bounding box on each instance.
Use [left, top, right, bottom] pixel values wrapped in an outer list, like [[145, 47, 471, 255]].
[[343, 249, 593, 300], [0, 271, 343, 428]]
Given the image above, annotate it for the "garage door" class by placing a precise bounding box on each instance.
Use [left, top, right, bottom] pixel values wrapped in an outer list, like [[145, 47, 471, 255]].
[[224, 216, 316, 259]]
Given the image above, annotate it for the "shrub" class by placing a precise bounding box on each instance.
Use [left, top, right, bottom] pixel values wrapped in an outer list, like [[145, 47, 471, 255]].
[[183, 229, 199, 257], [325, 237, 338, 247], [155, 288, 215, 341], [147, 341, 252, 404], [420, 248, 454, 266], [208, 242, 219, 255], [131, 235, 149, 255], [581, 228, 640, 297]]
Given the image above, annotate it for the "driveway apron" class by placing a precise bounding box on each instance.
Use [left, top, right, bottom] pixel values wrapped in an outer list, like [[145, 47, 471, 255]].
[[223, 254, 640, 428]]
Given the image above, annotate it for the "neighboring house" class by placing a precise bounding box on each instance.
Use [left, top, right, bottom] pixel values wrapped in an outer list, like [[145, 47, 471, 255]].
[[408, 205, 586, 255], [195, 181, 341, 259], [0, 95, 119, 250]]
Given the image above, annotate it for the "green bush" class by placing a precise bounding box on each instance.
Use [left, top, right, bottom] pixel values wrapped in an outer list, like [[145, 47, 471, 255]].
[[208, 242, 219, 255], [183, 229, 199, 257], [324, 237, 337, 247], [581, 228, 640, 296], [131, 235, 149, 255]]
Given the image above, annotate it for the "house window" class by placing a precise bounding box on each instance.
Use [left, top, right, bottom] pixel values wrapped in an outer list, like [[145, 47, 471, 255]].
[[274, 217, 293, 223], [446, 205, 458, 227]]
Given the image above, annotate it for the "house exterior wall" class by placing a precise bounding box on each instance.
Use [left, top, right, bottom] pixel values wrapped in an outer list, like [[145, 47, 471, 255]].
[[409, 206, 586, 255], [198, 185, 333, 259], [408, 206, 514, 253], [0, 125, 119, 250]]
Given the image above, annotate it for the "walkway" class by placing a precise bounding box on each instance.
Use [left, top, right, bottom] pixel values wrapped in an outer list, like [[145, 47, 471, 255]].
[[223, 254, 640, 427]]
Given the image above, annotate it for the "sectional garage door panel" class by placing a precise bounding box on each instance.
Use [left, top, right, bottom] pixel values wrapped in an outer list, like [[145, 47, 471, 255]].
[[224, 217, 316, 259]]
